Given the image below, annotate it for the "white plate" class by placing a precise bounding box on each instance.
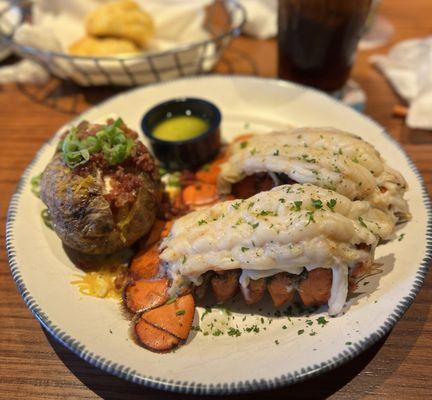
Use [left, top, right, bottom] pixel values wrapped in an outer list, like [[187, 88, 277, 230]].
[[6, 76, 431, 394]]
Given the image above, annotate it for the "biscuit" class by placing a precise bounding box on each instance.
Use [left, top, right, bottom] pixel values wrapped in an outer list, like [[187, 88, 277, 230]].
[[86, 0, 155, 49], [68, 36, 139, 56]]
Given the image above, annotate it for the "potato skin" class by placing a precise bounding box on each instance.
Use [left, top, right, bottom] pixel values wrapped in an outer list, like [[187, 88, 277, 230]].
[[40, 153, 160, 255]]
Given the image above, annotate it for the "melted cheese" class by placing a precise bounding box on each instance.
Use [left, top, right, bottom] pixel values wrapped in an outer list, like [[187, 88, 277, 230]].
[[218, 127, 409, 224], [160, 184, 395, 315]]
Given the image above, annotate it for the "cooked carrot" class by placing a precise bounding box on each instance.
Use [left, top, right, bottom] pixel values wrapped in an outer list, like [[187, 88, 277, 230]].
[[196, 153, 228, 185], [241, 278, 266, 305], [298, 268, 332, 306], [135, 317, 180, 352], [196, 163, 221, 185], [233, 133, 254, 143], [267, 273, 295, 307], [211, 270, 240, 303], [143, 294, 195, 340], [124, 278, 169, 313], [182, 183, 218, 207], [130, 244, 160, 280]]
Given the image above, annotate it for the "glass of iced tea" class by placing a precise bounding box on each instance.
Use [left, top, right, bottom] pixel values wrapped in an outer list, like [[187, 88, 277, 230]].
[[278, 0, 372, 93]]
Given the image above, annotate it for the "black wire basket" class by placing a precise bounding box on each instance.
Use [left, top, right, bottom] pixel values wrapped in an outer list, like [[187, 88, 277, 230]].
[[0, 0, 246, 86]]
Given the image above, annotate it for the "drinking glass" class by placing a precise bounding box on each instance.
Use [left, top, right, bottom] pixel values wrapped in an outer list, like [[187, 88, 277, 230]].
[[278, 0, 372, 93]]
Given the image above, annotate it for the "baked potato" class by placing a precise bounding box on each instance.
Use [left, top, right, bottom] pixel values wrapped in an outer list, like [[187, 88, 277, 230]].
[[40, 118, 161, 255]]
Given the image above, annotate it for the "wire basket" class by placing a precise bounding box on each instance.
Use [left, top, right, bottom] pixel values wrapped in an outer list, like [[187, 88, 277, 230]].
[[0, 0, 246, 86]]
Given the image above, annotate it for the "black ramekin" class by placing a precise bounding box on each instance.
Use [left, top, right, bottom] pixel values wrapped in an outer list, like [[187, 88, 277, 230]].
[[141, 97, 222, 171]]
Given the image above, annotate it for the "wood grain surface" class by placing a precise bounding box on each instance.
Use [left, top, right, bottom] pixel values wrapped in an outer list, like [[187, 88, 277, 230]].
[[1, 0, 432, 399]]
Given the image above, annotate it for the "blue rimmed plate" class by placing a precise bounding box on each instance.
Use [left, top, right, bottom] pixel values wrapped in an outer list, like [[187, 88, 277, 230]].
[[6, 76, 431, 394]]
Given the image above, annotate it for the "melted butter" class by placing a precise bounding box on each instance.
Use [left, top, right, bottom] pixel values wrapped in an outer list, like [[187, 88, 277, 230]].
[[153, 115, 209, 141]]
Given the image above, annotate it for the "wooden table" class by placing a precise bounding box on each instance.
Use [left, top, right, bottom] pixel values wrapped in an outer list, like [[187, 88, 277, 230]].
[[1, 1, 431, 398]]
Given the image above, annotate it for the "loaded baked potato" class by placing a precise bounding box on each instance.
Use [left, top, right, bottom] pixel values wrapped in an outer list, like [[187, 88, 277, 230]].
[[40, 118, 161, 255]]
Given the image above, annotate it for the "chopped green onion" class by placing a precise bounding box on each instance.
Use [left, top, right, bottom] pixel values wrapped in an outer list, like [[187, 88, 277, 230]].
[[41, 208, 53, 230], [30, 174, 42, 198]]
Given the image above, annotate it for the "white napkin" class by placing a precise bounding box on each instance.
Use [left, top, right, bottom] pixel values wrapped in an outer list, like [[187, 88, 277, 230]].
[[0, 0, 213, 85], [239, 0, 277, 40], [371, 37, 432, 130]]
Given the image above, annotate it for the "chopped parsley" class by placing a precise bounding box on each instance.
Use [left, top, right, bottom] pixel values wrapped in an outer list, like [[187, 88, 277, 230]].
[[398, 233, 405, 241], [345, 341, 352, 345], [274, 340, 279, 345], [240, 140, 248, 149], [273, 149, 280, 156], [250, 148, 257, 155], [311, 199, 323, 209], [297, 329, 305, 335], [279, 198, 286, 204], [305, 319, 313, 326], [326, 199, 337, 211], [212, 329, 223, 336], [241, 247, 250, 252], [232, 202, 241, 210], [316, 316, 328, 327], [182, 255, 187, 264], [176, 309, 186, 316], [249, 222, 259, 229], [166, 296, 177, 305], [198, 219, 207, 226], [227, 327, 241, 337], [301, 154, 316, 163], [358, 216, 367, 228], [201, 306, 212, 321], [306, 211, 315, 225], [291, 201, 303, 211]]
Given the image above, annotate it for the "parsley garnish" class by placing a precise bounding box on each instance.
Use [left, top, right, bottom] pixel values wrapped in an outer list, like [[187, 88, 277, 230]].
[[316, 316, 328, 326], [198, 219, 207, 226], [291, 201, 303, 211], [311, 199, 323, 209], [250, 148, 257, 155], [232, 202, 241, 210], [306, 211, 315, 225], [240, 141, 248, 149], [241, 247, 249, 252], [227, 327, 241, 337], [398, 233, 405, 241], [297, 329, 304, 335], [326, 199, 337, 211], [279, 198, 286, 203], [182, 255, 187, 264], [358, 216, 367, 228], [273, 149, 280, 156], [176, 310, 186, 316]]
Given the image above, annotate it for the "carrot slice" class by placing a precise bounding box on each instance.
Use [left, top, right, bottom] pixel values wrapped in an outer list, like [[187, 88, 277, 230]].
[[143, 294, 195, 340], [182, 183, 218, 207], [196, 163, 221, 185], [135, 317, 180, 352], [125, 278, 169, 313], [130, 244, 160, 280], [298, 268, 332, 306], [267, 273, 295, 307]]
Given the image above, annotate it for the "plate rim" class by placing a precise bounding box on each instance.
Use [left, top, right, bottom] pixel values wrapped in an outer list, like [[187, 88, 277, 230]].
[[5, 75, 432, 395]]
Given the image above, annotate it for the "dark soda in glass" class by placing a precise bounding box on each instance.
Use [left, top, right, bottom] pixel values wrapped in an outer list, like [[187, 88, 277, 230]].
[[278, 0, 371, 93]]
